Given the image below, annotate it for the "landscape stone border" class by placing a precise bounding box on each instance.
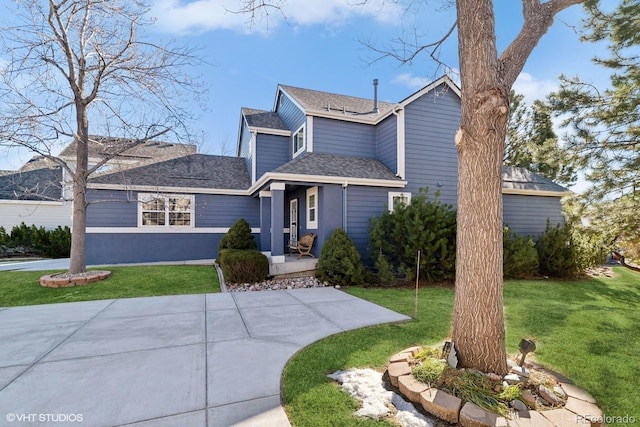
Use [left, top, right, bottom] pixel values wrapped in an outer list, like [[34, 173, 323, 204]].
[[385, 346, 605, 427], [39, 270, 112, 288]]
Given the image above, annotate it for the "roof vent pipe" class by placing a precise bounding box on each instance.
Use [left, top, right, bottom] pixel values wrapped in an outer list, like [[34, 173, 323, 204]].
[[373, 78, 379, 113]]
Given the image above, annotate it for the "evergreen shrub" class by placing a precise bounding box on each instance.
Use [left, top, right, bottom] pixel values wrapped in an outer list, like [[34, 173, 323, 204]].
[[219, 249, 269, 283], [369, 189, 456, 282], [316, 228, 366, 286], [218, 218, 256, 252], [503, 226, 539, 278]]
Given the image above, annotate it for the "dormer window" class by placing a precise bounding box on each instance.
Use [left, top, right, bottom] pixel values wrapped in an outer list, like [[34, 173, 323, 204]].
[[293, 125, 305, 157]]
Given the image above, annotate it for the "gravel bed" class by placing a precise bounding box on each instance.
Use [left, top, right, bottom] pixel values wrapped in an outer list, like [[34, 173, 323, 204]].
[[226, 275, 329, 292]]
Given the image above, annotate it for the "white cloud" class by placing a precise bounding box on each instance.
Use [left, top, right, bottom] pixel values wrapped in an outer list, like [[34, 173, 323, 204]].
[[512, 72, 558, 104], [151, 0, 403, 35], [391, 73, 431, 90]]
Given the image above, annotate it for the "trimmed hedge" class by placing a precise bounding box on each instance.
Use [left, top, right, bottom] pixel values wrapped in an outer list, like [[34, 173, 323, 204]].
[[219, 249, 269, 283], [218, 218, 256, 252]]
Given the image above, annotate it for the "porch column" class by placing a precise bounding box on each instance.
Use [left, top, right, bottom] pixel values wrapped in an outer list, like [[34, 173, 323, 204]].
[[259, 190, 271, 253], [270, 182, 285, 263]]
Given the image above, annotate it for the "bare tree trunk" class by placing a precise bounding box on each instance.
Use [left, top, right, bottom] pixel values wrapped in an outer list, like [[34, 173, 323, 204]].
[[69, 108, 89, 274], [452, 0, 509, 375]]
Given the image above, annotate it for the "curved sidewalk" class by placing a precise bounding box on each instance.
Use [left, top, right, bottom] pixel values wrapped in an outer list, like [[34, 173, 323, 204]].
[[0, 288, 410, 427]]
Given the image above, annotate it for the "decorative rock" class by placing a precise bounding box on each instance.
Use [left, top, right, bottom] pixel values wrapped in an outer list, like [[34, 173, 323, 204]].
[[539, 385, 564, 406], [507, 359, 518, 369], [510, 366, 530, 378], [542, 408, 587, 427], [503, 374, 525, 385], [420, 388, 462, 424], [553, 385, 567, 400], [521, 390, 536, 406], [510, 399, 527, 412], [509, 410, 555, 427], [486, 373, 502, 382], [227, 275, 325, 292], [447, 343, 458, 368], [459, 402, 508, 427], [559, 382, 597, 403], [398, 374, 429, 402], [565, 397, 604, 426], [387, 362, 411, 387]]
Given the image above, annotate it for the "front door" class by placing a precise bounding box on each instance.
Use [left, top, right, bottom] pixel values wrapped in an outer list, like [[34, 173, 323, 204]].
[[290, 199, 298, 244]]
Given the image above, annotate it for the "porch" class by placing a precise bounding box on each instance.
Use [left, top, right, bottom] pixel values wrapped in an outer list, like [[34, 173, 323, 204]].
[[268, 253, 318, 277]]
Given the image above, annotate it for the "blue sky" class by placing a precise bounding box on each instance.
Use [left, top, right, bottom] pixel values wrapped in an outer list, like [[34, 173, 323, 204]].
[[0, 1, 613, 181]]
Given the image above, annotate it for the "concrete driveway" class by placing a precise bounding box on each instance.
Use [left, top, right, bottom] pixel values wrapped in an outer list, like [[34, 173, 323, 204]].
[[0, 289, 410, 426]]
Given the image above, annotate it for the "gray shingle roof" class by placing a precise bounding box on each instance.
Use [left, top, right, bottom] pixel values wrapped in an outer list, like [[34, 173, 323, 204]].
[[59, 136, 197, 161], [89, 154, 251, 190], [272, 153, 401, 182], [279, 85, 396, 120], [0, 167, 63, 200], [502, 167, 570, 193], [242, 108, 289, 131]]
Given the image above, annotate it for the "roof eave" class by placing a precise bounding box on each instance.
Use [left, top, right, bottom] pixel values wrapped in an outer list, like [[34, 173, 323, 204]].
[[502, 188, 573, 197]]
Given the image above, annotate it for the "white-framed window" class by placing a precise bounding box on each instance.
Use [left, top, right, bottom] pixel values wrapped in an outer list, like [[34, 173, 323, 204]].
[[388, 192, 411, 212], [293, 125, 305, 157], [306, 186, 318, 229], [139, 193, 194, 227]]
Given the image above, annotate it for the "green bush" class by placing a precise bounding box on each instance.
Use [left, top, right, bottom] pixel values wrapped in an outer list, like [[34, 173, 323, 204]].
[[373, 251, 398, 286], [503, 226, 539, 278], [316, 228, 366, 286], [218, 218, 256, 252], [536, 220, 579, 278], [369, 189, 456, 282], [0, 223, 71, 258], [219, 249, 268, 283]]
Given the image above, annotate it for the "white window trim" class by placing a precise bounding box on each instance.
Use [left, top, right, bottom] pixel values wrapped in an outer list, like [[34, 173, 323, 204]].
[[292, 124, 306, 158], [388, 192, 411, 212], [138, 193, 195, 228], [306, 186, 318, 230]]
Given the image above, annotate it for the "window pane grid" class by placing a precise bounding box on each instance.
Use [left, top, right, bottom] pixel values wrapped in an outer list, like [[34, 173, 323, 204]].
[[140, 195, 192, 227]]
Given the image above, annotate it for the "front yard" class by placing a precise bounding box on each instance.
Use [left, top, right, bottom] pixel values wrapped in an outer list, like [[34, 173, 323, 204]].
[[283, 267, 640, 426], [0, 265, 220, 307]]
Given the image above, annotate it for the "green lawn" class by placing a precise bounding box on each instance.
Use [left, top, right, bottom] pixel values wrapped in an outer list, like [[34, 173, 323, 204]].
[[283, 268, 640, 426], [0, 265, 220, 307]]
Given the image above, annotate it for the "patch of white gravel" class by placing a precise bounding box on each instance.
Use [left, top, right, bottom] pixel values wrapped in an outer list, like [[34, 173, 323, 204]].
[[328, 368, 435, 427]]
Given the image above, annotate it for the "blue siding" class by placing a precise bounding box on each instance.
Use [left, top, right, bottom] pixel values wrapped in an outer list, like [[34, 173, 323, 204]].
[[503, 194, 565, 236], [313, 117, 377, 158], [86, 232, 232, 264], [196, 194, 260, 228], [345, 186, 391, 262], [316, 185, 343, 257], [239, 122, 253, 178], [376, 115, 397, 172], [87, 190, 137, 227], [404, 85, 460, 206], [276, 93, 305, 158], [256, 133, 289, 178]]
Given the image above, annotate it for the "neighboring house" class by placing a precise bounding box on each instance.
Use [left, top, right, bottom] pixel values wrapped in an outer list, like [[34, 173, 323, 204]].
[[0, 137, 197, 230], [84, 75, 571, 269], [0, 157, 70, 230]]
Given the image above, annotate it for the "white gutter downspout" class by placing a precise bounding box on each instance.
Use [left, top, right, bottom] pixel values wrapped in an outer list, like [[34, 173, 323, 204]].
[[342, 181, 348, 232], [392, 107, 405, 179]]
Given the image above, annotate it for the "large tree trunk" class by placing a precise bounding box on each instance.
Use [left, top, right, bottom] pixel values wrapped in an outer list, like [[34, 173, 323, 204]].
[[452, 0, 509, 375], [69, 108, 90, 274]]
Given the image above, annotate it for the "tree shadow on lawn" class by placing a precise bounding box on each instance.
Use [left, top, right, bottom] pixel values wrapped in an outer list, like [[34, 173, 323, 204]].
[[504, 268, 640, 420]]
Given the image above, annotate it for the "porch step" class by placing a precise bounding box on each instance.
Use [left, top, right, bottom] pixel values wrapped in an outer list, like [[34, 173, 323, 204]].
[[269, 257, 318, 276]]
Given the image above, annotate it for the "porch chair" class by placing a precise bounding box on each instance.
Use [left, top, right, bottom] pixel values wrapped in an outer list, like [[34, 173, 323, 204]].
[[288, 233, 316, 259]]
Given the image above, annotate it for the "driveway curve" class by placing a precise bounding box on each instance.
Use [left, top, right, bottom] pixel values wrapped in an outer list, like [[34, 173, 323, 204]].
[[0, 288, 410, 426]]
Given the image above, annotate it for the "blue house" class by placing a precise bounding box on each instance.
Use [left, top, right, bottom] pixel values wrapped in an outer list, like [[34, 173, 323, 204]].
[[85, 76, 570, 271]]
